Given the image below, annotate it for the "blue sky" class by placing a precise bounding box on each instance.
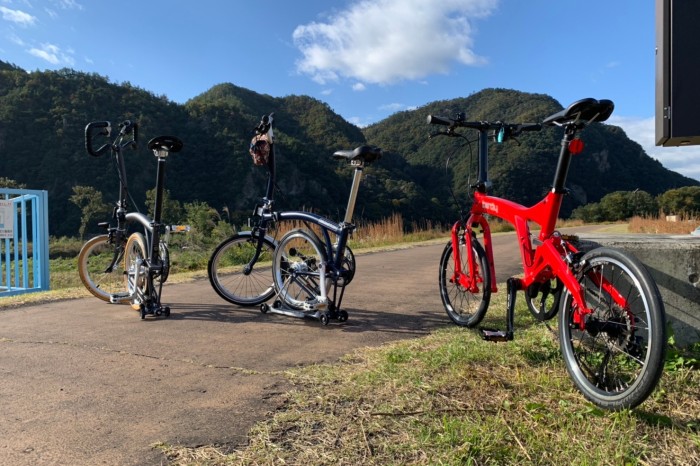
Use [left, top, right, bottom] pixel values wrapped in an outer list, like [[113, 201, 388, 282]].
[[1, 0, 699, 182]]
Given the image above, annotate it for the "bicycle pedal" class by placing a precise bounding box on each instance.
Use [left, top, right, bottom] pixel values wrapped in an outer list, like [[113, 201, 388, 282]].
[[479, 327, 513, 342]]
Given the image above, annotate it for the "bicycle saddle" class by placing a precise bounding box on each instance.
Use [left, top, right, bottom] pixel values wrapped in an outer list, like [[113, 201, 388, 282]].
[[333, 145, 382, 164], [147, 135, 184, 153], [542, 98, 614, 126]]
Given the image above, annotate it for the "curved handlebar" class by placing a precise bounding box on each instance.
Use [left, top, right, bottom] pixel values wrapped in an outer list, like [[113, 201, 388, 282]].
[[85, 121, 112, 157], [85, 119, 138, 157]]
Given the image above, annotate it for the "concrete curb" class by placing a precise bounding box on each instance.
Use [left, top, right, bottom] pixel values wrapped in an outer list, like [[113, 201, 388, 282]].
[[578, 234, 700, 347]]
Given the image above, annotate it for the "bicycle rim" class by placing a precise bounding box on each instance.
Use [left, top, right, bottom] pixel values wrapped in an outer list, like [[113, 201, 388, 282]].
[[208, 233, 276, 306], [124, 232, 148, 310], [77, 234, 129, 303], [272, 229, 328, 310], [559, 248, 666, 410], [438, 239, 490, 327]]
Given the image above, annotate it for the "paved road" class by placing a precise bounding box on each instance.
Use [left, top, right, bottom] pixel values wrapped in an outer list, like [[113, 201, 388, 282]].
[[0, 227, 599, 465]]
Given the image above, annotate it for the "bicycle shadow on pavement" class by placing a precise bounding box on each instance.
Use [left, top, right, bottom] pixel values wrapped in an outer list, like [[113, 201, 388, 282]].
[[168, 301, 450, 336]]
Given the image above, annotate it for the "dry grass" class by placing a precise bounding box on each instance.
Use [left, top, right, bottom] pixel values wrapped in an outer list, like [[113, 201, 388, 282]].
[[628, 215, 700, 235]]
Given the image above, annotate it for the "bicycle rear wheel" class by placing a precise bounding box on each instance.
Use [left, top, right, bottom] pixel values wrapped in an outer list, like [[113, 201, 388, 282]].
[[558, 247, 666, 410], [272, 229, 328, 310], [77, 234, 129, 303], [438, 238, 491, 327], [124, 232, 148, 311], [208, 232, 276, 306]]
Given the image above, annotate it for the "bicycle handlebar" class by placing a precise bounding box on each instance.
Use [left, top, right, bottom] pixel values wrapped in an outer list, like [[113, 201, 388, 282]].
[[427, 113, 541, 142], [85, 119, 138, 157]]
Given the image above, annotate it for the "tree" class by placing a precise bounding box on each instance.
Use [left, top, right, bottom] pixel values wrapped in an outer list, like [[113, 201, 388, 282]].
[[145, 188, 183, 225], [571, 203, 604, 223], [69, 185, 109, 239], [183, 201, 220, 241], [658, 186, 700, 216], [628, 190, 658, 217], [0, 177, 27, 189]]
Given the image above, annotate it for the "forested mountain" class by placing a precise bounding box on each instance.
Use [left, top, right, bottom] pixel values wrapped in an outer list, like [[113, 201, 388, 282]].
[[364, 88, 697, 219], [0, 61, 697, 237]]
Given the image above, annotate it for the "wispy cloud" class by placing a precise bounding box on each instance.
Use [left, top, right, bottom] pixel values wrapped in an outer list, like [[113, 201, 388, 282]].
[[0, 6, 37, 26], [379, 102, 416, 112], [293, 0, 497, 85], [55, 0, 83, 10], [610, 115, 700, 182], [28, 43, 75, 66]]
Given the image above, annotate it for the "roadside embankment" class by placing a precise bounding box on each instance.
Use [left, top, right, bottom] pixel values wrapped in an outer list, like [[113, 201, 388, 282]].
[[578, 234, 700, 347]]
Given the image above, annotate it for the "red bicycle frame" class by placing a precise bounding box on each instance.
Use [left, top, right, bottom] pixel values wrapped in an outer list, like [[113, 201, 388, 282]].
[[451, 122, 629, 330]]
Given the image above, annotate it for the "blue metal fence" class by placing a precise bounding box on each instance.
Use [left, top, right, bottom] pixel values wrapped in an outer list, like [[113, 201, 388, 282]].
[[0, 188, 50, 297]]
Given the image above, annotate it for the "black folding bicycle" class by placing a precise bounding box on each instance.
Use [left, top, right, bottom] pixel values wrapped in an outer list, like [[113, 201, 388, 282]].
[[79, 120, 186, 318], [207, 114, 381, 324]]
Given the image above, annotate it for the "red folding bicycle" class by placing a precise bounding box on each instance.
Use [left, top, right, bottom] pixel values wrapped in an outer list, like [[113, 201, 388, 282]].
[[428, 98, 666, 410]]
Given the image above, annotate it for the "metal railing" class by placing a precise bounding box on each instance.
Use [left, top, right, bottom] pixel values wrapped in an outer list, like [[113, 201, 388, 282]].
[[0, 188, 50, 297]]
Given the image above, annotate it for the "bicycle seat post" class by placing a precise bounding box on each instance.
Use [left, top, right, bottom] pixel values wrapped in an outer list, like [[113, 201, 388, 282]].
[[343, 160, 364, 224], [332, 145, 382, 225], [147, 136, 183, 252]]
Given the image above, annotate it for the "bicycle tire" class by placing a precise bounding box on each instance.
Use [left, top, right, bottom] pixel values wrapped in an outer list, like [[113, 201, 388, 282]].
[[124, 232, 148, 311], [272, 228, 328, 310], [208, 232, 276, 306], [77, 234, 130, 303], [558, 247, 666, 410], [438, 238, 491, 327]]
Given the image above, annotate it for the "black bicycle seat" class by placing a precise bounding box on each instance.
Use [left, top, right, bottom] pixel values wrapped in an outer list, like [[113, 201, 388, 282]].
[[543, 98, 614, 126], [147, 135, 183, 153], [332, 145, 382, 164]]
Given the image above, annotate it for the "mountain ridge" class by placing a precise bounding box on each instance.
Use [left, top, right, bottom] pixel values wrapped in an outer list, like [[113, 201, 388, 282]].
[[0, 61, 696, 237]]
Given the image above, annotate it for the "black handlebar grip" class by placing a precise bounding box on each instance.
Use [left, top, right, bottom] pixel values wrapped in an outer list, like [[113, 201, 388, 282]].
[[85, 121, 111, 157], [427, 114, 452, 126]]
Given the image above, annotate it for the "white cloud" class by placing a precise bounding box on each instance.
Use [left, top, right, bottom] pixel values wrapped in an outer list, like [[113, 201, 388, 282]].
[[28, 43, 75, 66], [0, 6, 36, 26], [352, 82, 366, 91], [293, 0, 496, 85], [610, 115, 700, 182], [9, 33, 25, 46], [55, 0, 83, 10]]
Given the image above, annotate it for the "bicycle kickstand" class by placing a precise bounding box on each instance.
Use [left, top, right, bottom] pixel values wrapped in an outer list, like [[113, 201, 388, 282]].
[[479, 277, 520, 342]]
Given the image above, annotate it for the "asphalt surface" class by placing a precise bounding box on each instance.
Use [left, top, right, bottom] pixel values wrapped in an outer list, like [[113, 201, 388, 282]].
[[0, 229, 600, 465]]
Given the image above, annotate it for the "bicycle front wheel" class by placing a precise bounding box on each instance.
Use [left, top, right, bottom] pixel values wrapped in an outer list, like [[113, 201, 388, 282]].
[[272, 229, 328, 310], [124, 232, 148, 310], [438, 239, 491, 327], [558, 247, 666, 410], [208, 232, 276, 306], [77, 234, 129, 303]]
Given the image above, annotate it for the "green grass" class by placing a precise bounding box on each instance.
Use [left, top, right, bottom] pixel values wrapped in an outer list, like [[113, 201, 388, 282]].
[[158, 294, 700, 466]]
